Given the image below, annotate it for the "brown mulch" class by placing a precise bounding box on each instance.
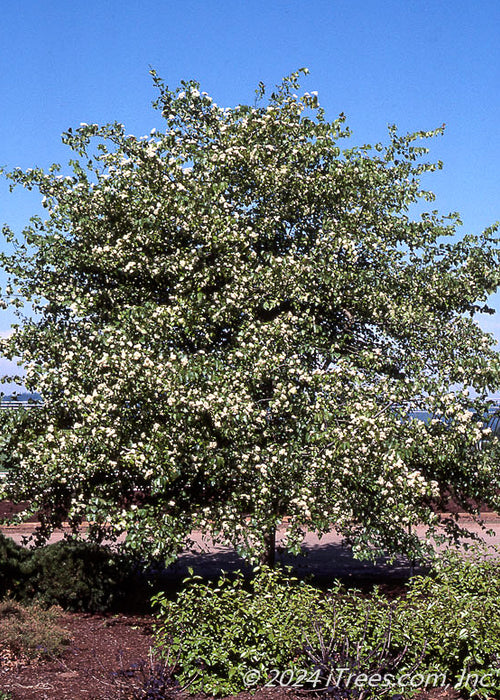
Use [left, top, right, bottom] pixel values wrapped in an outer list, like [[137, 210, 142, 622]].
[[1, 612, 154, 700], [0, 611, 465, 700]]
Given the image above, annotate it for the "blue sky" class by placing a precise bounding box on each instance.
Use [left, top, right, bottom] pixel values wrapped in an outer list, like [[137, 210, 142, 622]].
[[0, 0, 499, 373]]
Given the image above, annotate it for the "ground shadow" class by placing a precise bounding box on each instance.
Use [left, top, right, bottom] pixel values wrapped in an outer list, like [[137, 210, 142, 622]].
[[163, 539, 430, 589]]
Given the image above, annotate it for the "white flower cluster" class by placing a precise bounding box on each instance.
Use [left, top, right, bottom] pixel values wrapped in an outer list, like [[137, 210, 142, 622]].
[[1, 71, 499, 562]]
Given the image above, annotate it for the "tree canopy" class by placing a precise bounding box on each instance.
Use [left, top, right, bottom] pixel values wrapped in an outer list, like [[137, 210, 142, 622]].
[[1, 69, 500, 563]]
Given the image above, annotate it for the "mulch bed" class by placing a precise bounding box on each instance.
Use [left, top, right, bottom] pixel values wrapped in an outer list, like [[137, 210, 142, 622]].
[[0, 611, 465, 700], [1, 612, 154, 700]]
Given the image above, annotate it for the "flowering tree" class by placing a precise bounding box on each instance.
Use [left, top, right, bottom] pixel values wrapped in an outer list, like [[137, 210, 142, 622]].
[[1, 69, 500, 564]]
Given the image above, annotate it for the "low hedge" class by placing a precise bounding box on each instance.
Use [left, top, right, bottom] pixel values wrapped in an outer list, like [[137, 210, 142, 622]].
[[0, 533, 153, 613], [153, 553, 500, 698], [0, 533, 29, 599]]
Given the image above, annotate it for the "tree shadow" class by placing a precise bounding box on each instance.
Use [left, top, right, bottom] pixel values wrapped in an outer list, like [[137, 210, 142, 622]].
[[163, 539, 430, 589]]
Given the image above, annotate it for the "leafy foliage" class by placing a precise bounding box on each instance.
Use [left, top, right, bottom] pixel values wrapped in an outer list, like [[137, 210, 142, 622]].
[[303, 601, 424, 700], [153, 567, 326, 695], [0, 533, 29, 599], [398, 550, 500, 698], [1, 69, 500, 562], [154, 560, 500, 697], [23, 539, 150, 612], [0, 535, 153, 613]]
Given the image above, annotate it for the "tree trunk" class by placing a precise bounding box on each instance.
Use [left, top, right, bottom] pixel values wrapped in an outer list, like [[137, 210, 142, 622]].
[[260, 525, 276, 567]]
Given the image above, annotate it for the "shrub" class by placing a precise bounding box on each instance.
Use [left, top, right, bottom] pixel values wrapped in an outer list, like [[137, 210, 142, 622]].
[[0, 534, 162, 613], [301, 584, 432, 699], [304, 600, 425, 699], [153, 568, 411, 697], [24, 539, 151, 613], [399, 551, 500, 698], [153, 557, 500, 698], [0, 597, 71, 660], [153, 567, 327, 695], [0, 533, 29, 599]]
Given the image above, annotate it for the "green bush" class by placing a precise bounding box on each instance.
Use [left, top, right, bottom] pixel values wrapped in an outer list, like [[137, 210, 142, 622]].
[[23, 539, 150, 613], [303, 591, 426, 699], [0, 534, 160, 613], [0, 533, 29, 599], [153, 567, 327, 695], [153, 568, 411, 697], [398, 551, 500, 698], [153, 558, 500, 698]]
